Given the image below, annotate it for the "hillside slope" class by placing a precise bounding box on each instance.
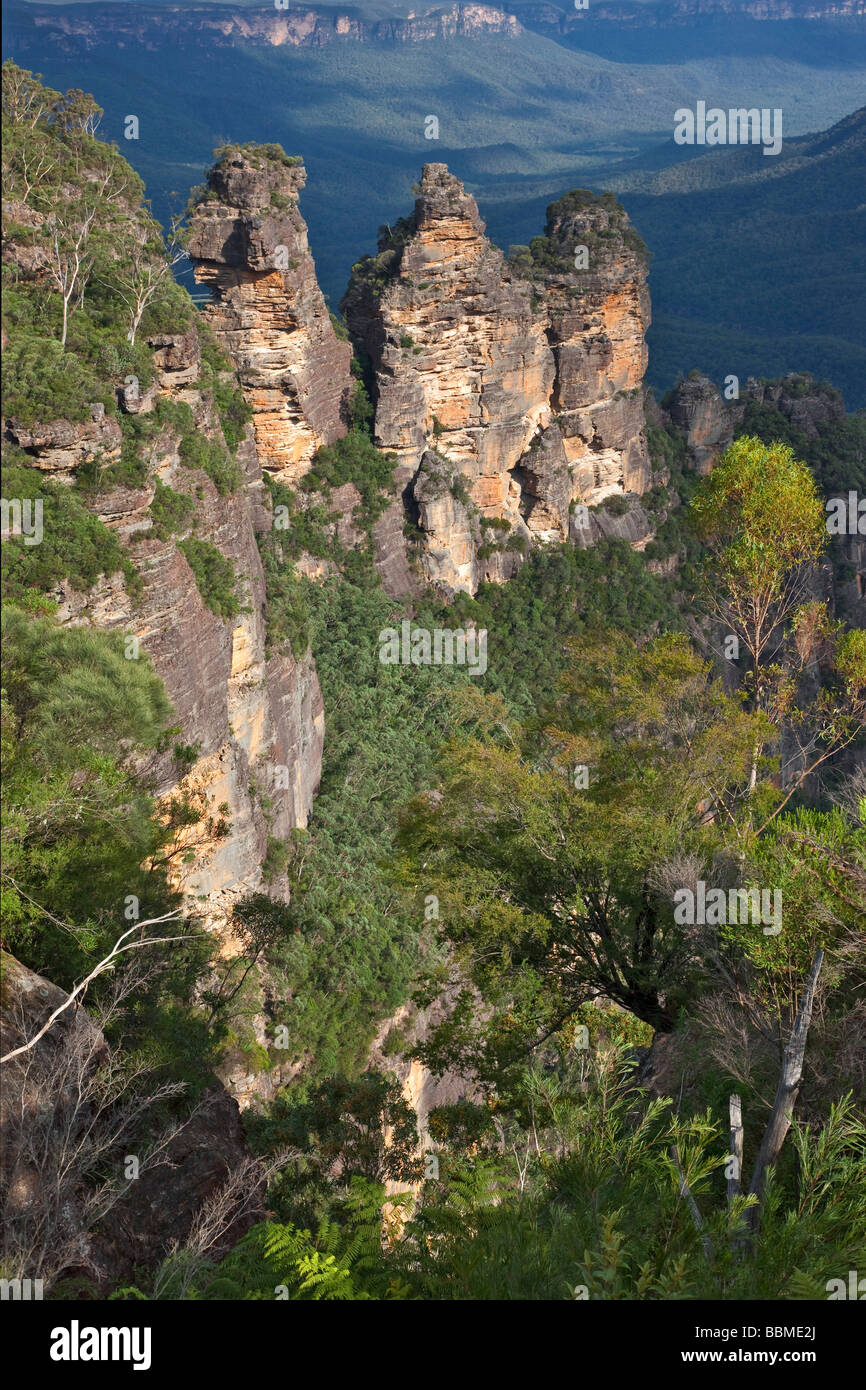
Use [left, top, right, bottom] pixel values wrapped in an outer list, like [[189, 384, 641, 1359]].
[[606, 106, 866, 404]]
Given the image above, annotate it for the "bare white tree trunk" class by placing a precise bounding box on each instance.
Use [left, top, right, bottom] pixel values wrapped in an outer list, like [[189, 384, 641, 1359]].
[[746, 948, 824, 1227], [727, 1093, 743, 1205]]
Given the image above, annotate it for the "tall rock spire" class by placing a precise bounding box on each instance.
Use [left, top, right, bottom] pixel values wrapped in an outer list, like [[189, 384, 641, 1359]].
[[532, 189, 651, 503], [188, 146, 353, 485], [343, 164, 652, 595]]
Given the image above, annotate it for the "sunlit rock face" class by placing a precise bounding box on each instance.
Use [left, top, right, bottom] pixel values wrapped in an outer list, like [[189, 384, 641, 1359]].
[[34, 323, 323, 936], [188, 151, 353, 487], [343, 166, 652, 595]]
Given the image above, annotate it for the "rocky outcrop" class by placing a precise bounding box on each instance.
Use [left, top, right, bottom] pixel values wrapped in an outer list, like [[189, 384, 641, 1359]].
[[343, 166, 652, 594], [572, 495, 655, 551], [536, 189, 652, 504], [93, 1083, 264, 1289], [188, 150, 353, 486], [667, 370, 849, 473], [3, 143, 326, 932], [516, 0, 864, 33], [745, 375, 847, 437], [368, 984, 480, 1184], [667, 373, 737, 472], [4, 406, 123, 474]]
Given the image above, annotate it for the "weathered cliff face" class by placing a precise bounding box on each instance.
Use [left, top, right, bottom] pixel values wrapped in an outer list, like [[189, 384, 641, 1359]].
[[25, 3, 522, 52], [667, 370, 848, 473], [538, 191, 651, 508], [516, 0, 864, 32], [23, 0, 862, 56], [343, 164, 554, 592], [343, 165, 651, 593], [667, 373, 737, 473], [5, 324, 324, 933], [188, 152, 353, 486]]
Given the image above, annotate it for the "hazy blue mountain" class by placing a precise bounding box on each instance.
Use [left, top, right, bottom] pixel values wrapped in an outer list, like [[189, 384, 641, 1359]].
[[4, 0, 865, 400]]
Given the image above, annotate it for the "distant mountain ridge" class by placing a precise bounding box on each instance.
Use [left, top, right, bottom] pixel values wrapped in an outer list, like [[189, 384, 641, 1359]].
[[612, 102, 866, 195], [6, 0, 865, 402], [610, 105, 866, 405], [11, 1, 523, 48], [511, 0, 865, 27]]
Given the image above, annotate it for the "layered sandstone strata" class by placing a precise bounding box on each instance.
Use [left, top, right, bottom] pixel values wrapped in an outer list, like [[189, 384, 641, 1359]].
[[188, 150, 353, 485], [15, 327, 323, 933], [343, 165, 652, 593], [536, 190, 651, 505], [25, 4, 523, 50]]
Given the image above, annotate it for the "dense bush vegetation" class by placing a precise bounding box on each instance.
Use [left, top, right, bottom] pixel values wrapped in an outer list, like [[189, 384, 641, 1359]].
[[1, 460, 140, 598], [178, 538, 240, 619], [508, 188, 648, 282]]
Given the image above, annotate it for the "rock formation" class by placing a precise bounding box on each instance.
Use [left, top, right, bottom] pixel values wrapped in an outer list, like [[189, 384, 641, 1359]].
[[188, 148, 353, 486], [667, 372, 738, 473], [343, 165, 652, 594], [666, 369, 850, 473], [535, 188, 651, 504], [4, 322, 324, 933], [517, 0, 864, 34]]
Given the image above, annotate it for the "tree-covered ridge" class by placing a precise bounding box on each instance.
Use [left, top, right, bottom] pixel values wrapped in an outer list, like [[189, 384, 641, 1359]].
[[1, 62, 192, 409], [0, 66, 265, 1106], [1, 62, 253, 609], [615, 106, 866, 408]]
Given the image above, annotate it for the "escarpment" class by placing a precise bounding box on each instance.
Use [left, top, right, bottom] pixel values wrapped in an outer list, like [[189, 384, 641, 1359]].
[[188, 149, 353, 486], [3, 321, 323, 935], [342, 164, 652, 594], [19, 4, 523, 52]]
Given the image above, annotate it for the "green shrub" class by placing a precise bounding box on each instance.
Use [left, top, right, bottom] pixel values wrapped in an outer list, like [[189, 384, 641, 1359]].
[[212, 141, 302, 171], [178, 538, 239, 618], [148, 479, 195, 540], [179, 431, 243, 495], [1, 461, 140, 599], [329, 312, 349, 342], [1, 334, 113, 426], [602, 493, 630, 517], [346, 380, 373, 432], [211, 378, 253, 454], [302, 430, 395, 525], [262, 836, 289, 884], [450, 476, 472, 506]]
